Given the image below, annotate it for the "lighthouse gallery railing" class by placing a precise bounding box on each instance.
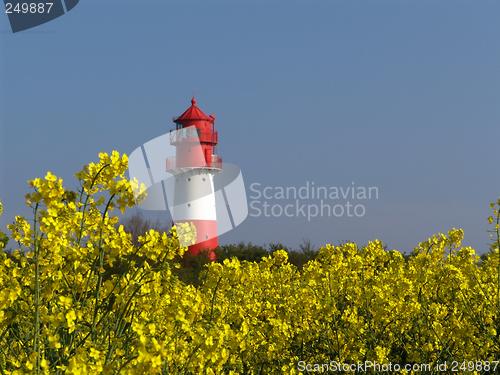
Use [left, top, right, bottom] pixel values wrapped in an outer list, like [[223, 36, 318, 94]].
[[166, 155, 222, 170], [169, 128, 218, 145]]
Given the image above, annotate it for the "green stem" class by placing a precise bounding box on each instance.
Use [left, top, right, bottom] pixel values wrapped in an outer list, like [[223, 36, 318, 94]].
[[496, 207, 500, 311], [210, 278, 222, 323], [91, 185, 116, 343], [76, 164, 109, 248], [31, 202, 40, 374], [91, 245, 105, 343]]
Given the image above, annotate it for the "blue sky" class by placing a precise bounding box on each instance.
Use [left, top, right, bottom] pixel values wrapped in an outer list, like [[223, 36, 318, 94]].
[[1, 0, 499, 254]]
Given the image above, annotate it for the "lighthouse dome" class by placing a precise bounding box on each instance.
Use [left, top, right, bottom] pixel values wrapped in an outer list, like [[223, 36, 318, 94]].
[[173, 97, 212, 123]]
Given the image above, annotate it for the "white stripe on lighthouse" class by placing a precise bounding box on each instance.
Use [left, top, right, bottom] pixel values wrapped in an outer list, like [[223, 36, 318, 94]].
[[170, 170, 217, 220]]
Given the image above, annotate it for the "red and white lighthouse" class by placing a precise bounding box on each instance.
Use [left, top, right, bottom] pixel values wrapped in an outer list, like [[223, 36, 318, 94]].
[[166, 97, 222, 259]]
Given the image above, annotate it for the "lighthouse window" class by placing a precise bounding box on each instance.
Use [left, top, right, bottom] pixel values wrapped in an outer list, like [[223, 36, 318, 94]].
[[188, 178, 191, 182], [184, 128, 200, 138], [202, 178, 206, 182], [187, 203, 191, 207], [205, 235, 208, 240], [188, 149, 191, 153]]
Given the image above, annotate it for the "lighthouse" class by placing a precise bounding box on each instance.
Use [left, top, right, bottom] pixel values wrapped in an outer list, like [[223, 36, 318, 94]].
[[166, 97, 222, 259]]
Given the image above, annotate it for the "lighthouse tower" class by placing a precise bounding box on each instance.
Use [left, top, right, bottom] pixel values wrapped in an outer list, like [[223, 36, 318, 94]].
[[166, 97, 222, 259]]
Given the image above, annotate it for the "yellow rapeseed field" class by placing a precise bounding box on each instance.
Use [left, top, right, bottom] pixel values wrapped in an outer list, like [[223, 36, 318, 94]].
[[0, 152, 499, 374]]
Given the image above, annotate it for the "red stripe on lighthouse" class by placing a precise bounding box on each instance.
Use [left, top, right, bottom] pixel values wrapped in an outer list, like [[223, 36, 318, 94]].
[[175, 219, 218, 260]]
